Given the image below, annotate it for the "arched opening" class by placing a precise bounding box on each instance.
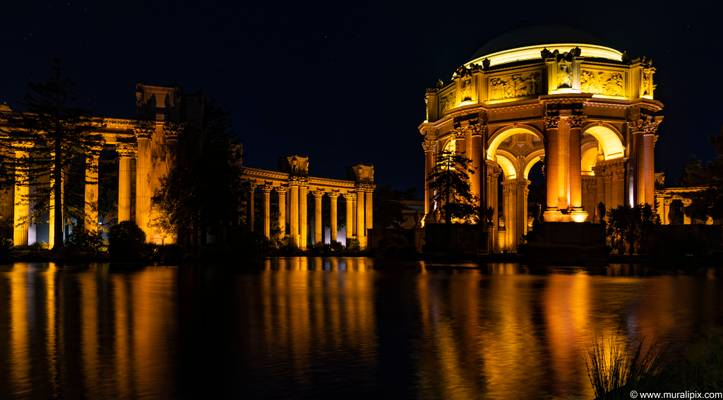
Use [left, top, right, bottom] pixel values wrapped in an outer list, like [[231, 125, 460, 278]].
[[487, 127, 543, 253], [581, 125, 626, 220]]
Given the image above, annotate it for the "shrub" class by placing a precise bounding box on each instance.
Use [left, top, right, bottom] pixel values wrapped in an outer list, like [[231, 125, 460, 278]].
[[65, 224, 105, 256], [109, 221, 147, 261]]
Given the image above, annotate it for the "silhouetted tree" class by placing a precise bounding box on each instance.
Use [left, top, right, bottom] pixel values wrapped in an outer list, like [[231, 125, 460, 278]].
[[427, 150, 479, 224], [373, 186, 415, 229], [606, 204, 655, 255], [0, 59, 103, 250], [153, 98, 242, 253]]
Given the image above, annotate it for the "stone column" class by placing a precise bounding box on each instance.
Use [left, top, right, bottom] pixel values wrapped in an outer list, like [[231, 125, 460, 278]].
[[519, 178, 530, 236], [289, 184, 299, 247], [365, 189, 373, 230], [344, 193, 355, 243], [350, 194, 356, 235], [262, 185, 272, 239], [356, 187, 366, 248], [611, 161, 626, 209], [543, 116, 562, 221], [299, 185, 308, 250], [313, 190, 324, 245], [469, 131, 483, 207], [422, 140, 435, 219], [329, 192, 339, 243], [276, 186, 287, 239], [502, 180, 517, 252], [117, 145, 134, 222], [632, 118, 660, 207], [48, 165, 64, 248], [13, 149, 29, 246], [248, 183, 256, 232], [568, 116, 587, 222], [135, 134, 151, 235], [486, 162, 500, 253], [84, 149, 100, 233], [640, 133, 656, 206]]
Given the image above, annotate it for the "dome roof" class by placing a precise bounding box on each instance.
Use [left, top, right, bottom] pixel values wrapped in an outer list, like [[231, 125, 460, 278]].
[[471, 25, 613, 60]]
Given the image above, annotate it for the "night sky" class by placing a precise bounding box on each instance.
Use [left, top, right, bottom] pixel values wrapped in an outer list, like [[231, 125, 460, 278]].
[[2, 1, 721, 194]]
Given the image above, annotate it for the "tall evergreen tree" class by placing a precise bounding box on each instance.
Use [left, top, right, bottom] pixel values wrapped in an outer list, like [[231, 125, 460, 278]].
[[427, 150, 479, 224], [153, 98, 242, 253], [0, 59, 103, 249]]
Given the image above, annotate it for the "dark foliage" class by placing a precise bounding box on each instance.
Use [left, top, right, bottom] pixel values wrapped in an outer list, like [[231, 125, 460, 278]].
[[606, 204, 655, 255], [153, 98, 242, 254], [108, 221, 147, 261], [427, 150, 479, 224]]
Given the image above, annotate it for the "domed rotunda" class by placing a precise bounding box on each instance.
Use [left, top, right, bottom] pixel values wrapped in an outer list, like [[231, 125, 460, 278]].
[[419, 26, 663, 253]]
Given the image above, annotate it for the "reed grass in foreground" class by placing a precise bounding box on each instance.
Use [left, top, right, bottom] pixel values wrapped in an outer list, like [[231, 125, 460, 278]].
[[586, 336, 664, 399]]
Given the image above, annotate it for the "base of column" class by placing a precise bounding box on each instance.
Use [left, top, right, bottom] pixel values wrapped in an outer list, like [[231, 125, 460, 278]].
[[570, 209, 589, 223], [543, 208, 562, 222]]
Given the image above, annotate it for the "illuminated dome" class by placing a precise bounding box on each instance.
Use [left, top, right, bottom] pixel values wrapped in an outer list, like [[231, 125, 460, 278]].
[[467, 25, 623, 68]]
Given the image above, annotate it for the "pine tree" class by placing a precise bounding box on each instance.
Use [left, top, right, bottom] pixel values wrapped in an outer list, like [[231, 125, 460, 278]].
[[153, 98, 242, 253], [427, 150, 479, 224], [0, 59, 103, 250]]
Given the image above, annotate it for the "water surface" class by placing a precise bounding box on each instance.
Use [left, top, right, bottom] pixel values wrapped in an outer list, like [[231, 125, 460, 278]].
[[1, 259, 722, 399]]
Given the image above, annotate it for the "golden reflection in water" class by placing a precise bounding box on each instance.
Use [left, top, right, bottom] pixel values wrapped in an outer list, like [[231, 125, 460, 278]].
[[544, 272, 594, 396], [414, 266, 705, 398], [9, 263, 30, 397], [1, 264, 176, 400], [253, 257, 377, 383]]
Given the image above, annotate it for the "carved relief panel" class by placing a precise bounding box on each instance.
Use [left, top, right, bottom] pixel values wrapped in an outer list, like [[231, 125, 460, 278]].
[[488, 70, 542, 101], [580, 69, 625, 97], [439, 90, 455, 115]]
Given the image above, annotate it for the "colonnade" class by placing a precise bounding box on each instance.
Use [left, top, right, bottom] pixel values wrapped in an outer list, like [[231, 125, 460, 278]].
[[241, 161, 375, 250], [6, 142, 142, 247]]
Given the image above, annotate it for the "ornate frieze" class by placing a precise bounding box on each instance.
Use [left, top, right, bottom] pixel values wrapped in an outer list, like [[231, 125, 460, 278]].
[[580, 69, 625, 97], [488, 71, 541, 100]]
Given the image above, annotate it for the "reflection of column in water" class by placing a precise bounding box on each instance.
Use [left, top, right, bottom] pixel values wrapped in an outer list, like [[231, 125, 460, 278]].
[[543, 273, 592, 396], [80, 269, 99, 395], [9, 264, 30, 395], [45, 264, 58, 396]]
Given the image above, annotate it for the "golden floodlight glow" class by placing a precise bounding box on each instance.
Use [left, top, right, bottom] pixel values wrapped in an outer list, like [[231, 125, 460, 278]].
[[465, 43, 623, 68], [584, 125, 625, 160]]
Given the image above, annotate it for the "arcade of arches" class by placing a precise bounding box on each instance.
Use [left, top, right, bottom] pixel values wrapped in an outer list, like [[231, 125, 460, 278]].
[[420, 41, 663, 253]]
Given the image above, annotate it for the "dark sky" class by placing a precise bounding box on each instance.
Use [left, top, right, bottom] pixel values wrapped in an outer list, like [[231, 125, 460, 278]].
[[2, 1, 721, 195]]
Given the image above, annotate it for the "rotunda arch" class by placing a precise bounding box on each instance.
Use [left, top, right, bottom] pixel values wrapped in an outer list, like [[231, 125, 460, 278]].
[[487, 125, 544, 160], [583, 123, 624, 160]]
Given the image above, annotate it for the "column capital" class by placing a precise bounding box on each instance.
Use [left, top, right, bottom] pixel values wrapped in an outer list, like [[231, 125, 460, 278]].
[[629, 115, 663, 134], [312, 190, 325, 199], [422, 140, 436, 153], [569, 115, 586, 129], [544, 115, 560, 130], [275, 185, 288, 194], [328, 191, 340, 199], [343, 192, 357, 201], [117, 142, 136, 158], [261, 184, 273, 193]]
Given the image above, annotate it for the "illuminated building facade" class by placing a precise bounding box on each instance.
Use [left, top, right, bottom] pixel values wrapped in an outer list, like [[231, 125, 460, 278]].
[[0, 84, 180, 246], [240, 157, 375, 250], [419, 27, 664, 252]]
